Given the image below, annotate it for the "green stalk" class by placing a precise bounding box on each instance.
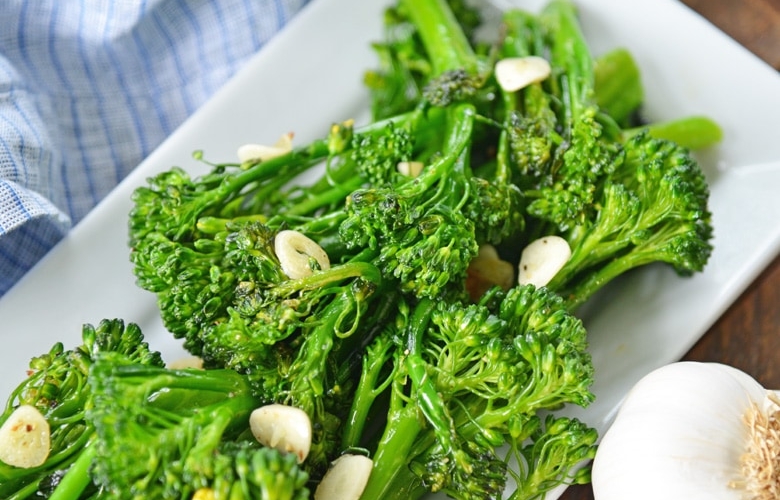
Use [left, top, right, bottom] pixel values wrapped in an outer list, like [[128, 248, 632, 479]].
[[403, 103, 476, 199], [48, 443, 97, 500], [541, 0, 596, 119], [171, 141, 333, 240], [360, 404, 428, 500], [357, 299, 435, 499], [7, 482, 42, 500], [340, 339, 392, 449], [400, 0, 478, 75], [340, 294, 400, 450], [282, 174, 365, 217], [269, 261, 382, 299]]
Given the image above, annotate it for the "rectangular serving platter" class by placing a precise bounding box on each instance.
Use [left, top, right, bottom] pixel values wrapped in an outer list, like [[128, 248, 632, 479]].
[[2, 0, 780, 497]]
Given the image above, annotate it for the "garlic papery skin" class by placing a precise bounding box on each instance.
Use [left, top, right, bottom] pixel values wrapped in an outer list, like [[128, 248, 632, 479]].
[[592, 361, 773, 500]]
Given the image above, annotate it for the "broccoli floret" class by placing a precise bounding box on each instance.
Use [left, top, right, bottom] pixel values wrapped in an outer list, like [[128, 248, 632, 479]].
[[363, 0, 485, 119], [423, 69, 482, 107], [340, 105, 483, 301], [357, 285, 595, 500], [86, 352, 311, 500], [340, 98, 520, 300], [508, 415, 598, 500], [202, 262, 384, 472], [129, 111, 434, 351], [197, 441, 310, 500], [547, 133, 713, 308], [500, 0, 714, 309], [0, 320, 164, 500], [350, 119, 415, 186]]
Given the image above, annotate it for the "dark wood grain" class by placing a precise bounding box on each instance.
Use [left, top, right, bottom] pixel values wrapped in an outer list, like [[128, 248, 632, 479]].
[[681, 0, 780, 70], [561, 1, 780, 498]]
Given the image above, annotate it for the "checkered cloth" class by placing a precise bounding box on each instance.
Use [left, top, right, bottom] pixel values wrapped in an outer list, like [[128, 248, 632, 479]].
[[0, 0, 309, 296]]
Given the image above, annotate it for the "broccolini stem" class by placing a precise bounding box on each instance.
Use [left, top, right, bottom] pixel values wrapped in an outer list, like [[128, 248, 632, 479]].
[[360, 405, 428, 500], [357, 299, 440, 500], [170, 142, 333, 240], [340, 293, 401, 450], [7, 481, 41, 500], [340, 337, 392, 449], [48, 443, 97, 500], [400, 0, 478, 76], [110, 363, 254, 402], [407, 104, 476, 198], [403, 297, 435, 355], [557, 234, 681, 311], [269, 261, 382, 300], [541, 0, 595, 116], [281, 174, 365, 217]]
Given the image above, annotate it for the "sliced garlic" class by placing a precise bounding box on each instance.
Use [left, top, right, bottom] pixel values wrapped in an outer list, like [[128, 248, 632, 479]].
[[166, 355, 204, 370], [274, 230, 330, 280], [0, 405, 51, 468], [495, 56, 552, 92], [314, 454, 373, 500], [466, 244, 515, 300], [397, 161, 424, 178], [237, 132, 294, 163], [249, 404, 312, 463], [518, 235, 571, 287]]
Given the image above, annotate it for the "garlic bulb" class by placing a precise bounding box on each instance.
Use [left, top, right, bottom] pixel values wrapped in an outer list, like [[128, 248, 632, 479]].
[[592, 361, 779, 500]]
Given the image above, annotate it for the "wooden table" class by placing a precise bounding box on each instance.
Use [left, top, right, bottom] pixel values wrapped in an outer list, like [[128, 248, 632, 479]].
[[562, 1, 780, 498]]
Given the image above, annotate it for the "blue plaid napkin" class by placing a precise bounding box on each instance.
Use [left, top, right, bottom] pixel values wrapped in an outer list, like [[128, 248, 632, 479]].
[[0, 0, 309, 296]]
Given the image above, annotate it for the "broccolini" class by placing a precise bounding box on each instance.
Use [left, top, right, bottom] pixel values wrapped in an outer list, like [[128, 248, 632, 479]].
[[0, 0, 720, 498]]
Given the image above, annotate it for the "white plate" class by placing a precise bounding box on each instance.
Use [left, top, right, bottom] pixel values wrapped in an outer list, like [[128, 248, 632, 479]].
[[2, 0, 780, 497]]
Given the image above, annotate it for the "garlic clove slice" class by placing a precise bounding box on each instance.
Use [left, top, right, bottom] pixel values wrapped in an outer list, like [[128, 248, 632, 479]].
[[314, 454, 373, 500], [237, 132, 294, 163], [273, 131, 294, 150], [274, 229, 331, 280], [0, 405, 51, 468], [466, 244, 515, 301], [249, 404, 312, 463], [397, 161, 424, 178], [166, 355, 204, 370], [517, 235, 571, 287], [494, 56, 552, 92]]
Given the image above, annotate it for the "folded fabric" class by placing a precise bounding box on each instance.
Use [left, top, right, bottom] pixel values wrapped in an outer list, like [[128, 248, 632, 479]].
[[0, 0, 309, 296]]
